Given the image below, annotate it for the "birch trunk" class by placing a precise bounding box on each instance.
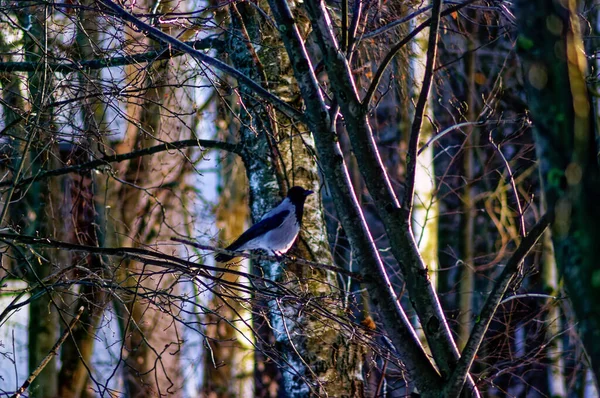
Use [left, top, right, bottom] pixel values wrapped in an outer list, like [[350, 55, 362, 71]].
[[225, 3, 364, 396]]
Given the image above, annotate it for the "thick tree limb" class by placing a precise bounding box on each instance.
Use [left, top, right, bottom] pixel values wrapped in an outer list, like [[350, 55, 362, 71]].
[[267, 0, 443, 394], [0, 139, 240, 189], [302, 0, 480, 393], [11, 306, 85, 398], [442, 212, 552, 397]]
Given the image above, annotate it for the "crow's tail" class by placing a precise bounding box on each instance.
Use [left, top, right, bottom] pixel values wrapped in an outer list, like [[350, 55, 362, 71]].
[[214, 252, 235, 263], [214, 242, 241, 263]]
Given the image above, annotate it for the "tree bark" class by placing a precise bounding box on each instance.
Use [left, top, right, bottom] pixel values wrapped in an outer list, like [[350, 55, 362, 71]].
[[57, 3, 109, 395], [15, 6, 60, 396], [225, 3, 364, 396], [267, 0, 444, 395], [515, 0, 600, 385]]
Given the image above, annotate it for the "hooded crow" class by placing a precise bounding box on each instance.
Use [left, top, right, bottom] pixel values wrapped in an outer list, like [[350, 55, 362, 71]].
[[215, 186, 314, 263]]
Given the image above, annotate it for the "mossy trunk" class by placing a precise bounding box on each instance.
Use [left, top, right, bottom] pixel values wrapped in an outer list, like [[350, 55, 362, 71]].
[[516, 0, 600, 384]]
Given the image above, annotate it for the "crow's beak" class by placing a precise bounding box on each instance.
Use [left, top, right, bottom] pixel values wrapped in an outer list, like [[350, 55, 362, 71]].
[[305, 190, 314, 196]]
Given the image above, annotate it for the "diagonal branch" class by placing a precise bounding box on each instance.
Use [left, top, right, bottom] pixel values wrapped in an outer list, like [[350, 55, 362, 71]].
[[0, 37, 223, 73], [302, 0, 480, 394], [11, 306, 85, 398], [442, 212, 553, 398], [0, 139, 240, 189], [267, 0, 443, 393], [97, 0, 305, 122]]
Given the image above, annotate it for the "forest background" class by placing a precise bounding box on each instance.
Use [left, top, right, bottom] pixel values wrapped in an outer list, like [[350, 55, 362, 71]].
[[0, 0, 599, 397]]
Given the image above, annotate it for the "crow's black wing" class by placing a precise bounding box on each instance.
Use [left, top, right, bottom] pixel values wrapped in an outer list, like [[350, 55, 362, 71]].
[[215, 210, 290, 262]]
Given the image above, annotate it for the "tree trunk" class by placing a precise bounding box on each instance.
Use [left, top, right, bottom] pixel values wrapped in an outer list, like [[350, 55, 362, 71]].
[[225, 3, 364, 396], [57, 3, 110, 395], [113, 2, 184, 395], [206, 110, 255, 397], [515, 0, 600, 385], [458, 21, 478, 350], [15, 6, 60, 396]]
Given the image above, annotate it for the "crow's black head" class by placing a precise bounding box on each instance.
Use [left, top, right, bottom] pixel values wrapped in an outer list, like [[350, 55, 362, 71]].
[[287, 186, 313, 204], [287, 186, 313, 223]]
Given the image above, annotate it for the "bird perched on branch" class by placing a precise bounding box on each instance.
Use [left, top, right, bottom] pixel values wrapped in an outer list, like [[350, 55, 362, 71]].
[[215, 186, 314, 263]]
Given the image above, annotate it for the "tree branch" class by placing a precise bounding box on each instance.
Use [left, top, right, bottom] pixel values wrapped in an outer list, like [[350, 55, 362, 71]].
[[303, 0, 481, 393], [362, 0, 479, 109], [0, 37, 223, 73], [0, 233, 277, 293], [268, 0, 443, 394], [97, 0, 305, 123], [0, 139, 240, 189], [11, 306, 85, 398], [346, 0, 363, 56], [171, 237, 364, 281], [442, 212, 553, 398], [402, 0, 443, 215]]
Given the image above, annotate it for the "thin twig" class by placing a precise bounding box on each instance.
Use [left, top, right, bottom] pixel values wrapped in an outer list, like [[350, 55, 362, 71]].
[[11, 306, 85, 398], [500, 293, 562, 305], [418, 121, 482, 155], [362, 5, 432, 39], [489, 135, 527, 237]]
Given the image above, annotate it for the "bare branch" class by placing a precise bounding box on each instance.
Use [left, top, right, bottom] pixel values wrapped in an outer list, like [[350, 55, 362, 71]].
[[11, 306, 85, 398], [416, 118, 526, 156], [0, 139, 240, 189], [171, 237, 364, 281], [362, 5, 433, 40], [0, 37, 223, 73], [489, 135, 526, 237], [96, 0, 305, 123], [442, 212, 553, 398], [403, 0, 444, 216]]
